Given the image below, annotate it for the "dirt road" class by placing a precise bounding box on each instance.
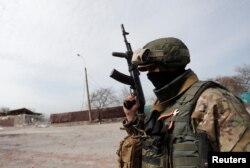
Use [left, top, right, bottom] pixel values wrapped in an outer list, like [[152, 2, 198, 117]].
[[0, 122, 127, 168]]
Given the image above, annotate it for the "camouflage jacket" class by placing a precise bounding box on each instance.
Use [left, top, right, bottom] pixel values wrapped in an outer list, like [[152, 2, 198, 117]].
[[191, 86, 250, 151], [123, 70, 250, 152]]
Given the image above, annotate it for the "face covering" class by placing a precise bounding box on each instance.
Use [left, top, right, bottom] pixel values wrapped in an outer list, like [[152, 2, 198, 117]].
[[147, 69, 186, 89]]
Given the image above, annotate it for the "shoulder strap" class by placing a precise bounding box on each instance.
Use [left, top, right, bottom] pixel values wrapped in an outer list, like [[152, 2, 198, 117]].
[[177, 80, 227, 108], [150, 81, 227, 120]]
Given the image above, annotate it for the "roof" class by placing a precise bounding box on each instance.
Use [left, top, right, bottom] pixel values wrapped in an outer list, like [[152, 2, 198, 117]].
[[6, 108, 42, 116]]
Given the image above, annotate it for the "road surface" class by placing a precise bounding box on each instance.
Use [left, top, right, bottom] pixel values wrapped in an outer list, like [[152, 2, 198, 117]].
[[0, 122, 126, 168]]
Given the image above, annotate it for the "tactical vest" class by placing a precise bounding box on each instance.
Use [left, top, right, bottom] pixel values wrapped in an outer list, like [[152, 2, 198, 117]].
[[142, 81, 225, 168]]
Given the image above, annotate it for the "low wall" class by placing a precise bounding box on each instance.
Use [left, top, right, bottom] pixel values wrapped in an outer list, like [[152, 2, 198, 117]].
[[0, 114, 43, 127], [0, 117, 14, 127]]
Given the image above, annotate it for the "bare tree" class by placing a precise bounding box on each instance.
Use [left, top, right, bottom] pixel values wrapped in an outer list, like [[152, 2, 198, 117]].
[[214, 76, 245, 95], [90, 87, 120, 110], [0, 107, 10, 115], [90, 87, 120, 123], [211, 64, 250, 95], [235, 64, 250, 91], [118, 86, 131, 104]]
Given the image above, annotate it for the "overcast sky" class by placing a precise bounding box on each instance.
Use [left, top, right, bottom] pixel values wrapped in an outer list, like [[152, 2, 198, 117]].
[[0, 0, 249, 114]]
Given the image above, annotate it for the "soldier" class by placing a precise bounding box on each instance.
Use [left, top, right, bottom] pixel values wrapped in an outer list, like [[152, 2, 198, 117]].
[[117, 37, 250, 168]]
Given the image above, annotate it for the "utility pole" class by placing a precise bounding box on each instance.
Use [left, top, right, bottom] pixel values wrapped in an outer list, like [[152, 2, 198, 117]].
[[85, 67, 92, 122], [77, 54, 92, 123]]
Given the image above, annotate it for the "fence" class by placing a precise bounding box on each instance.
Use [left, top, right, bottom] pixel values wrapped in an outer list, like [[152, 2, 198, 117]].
[[50, 106, 125, 124]]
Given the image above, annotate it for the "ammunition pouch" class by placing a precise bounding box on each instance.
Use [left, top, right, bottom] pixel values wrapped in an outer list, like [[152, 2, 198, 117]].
[[142, 135, 168, 168], [142, 111, 168, 168], [117, 134, 142, 168]]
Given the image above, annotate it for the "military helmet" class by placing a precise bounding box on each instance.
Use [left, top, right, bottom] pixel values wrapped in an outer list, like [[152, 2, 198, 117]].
[[132, 37, 190, 71]]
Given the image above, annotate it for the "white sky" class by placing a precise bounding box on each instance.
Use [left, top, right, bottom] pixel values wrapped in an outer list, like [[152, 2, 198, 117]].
[[0, 0, 249, 114]]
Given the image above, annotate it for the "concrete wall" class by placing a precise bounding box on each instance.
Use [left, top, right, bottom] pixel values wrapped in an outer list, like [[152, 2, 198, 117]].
[[0, 114, 42, 127], [0, 117, 14, 127]]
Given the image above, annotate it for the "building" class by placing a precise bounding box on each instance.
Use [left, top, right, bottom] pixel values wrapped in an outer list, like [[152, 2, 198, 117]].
[[0, 108, 42, 127]]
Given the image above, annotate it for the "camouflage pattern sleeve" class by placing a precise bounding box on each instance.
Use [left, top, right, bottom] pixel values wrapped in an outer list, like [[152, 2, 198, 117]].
[[122, 118, 141, 136], [191, 87, 250, 152]]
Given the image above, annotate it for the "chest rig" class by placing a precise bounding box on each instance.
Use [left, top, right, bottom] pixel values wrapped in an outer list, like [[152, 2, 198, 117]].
[[142, 81, 221, 168]]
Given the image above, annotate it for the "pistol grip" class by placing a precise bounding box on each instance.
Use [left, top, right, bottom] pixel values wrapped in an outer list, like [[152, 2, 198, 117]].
[[123, 100, 136, 109]]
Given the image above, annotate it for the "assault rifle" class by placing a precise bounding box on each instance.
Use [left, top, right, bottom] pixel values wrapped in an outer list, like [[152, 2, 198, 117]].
[[110, 24, 145, 129]]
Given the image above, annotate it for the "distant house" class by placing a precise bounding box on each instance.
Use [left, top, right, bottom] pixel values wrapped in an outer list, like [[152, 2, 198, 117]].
[[0, 108, 42, 127]]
